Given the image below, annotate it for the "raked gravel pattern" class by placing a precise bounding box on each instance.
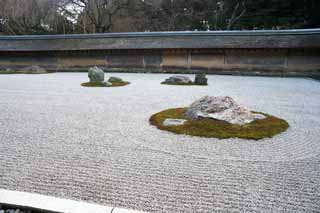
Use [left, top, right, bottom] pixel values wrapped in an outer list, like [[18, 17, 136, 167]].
[[0, 73, 319, 212]]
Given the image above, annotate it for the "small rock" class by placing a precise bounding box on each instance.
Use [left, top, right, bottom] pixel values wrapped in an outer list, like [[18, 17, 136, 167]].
[[163, 76, 193, 84], [5, 210, 15, 213], [185, 96, 266, 125], [102, 81, 112, 87], [22, 65, 47, 74], [5, 68, 13, 72], [194, 73, 208, 85], [108, 77, 123, 82], [88, 66, 105, 82], [163, 119, 187, 126]]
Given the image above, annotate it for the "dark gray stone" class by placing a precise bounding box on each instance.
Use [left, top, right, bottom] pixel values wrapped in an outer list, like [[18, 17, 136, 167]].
[[108, 77, 123, 82], [194, 73, 208, 85]]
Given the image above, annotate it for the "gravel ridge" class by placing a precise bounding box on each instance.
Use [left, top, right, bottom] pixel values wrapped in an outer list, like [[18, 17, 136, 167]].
[[0, 73, 319, 212]]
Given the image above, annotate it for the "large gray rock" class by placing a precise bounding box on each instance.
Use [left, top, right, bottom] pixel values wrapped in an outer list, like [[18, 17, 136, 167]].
[[163, 76, 193, 84], [22, 65, 47, 74], [88, 66, 105, 82], [185, 96, 266, 125]]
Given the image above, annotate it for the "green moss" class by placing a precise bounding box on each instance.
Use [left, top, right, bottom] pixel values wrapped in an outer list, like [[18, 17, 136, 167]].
[[81, 81, 130, 87], [109, 81, 130, 87], [81, 82, 107, 87], [0, 71, 17, 74], [161, 82, 207, 86], [150, 108, 289, 140]]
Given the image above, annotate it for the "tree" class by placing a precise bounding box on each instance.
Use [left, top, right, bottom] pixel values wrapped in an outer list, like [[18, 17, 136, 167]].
[[0, 0, 73, 35], [59, 0, 129, 33], [0, 0, 318, 35]]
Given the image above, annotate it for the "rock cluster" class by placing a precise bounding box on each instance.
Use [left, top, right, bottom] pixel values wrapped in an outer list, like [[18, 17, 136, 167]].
[[22, 65, 47, 74], [1, 66, 48, 74], [185, 96, 266, 125], [163, 76, 193, 84], [88, 67, 127, 86], [163, 74, 208, 85]]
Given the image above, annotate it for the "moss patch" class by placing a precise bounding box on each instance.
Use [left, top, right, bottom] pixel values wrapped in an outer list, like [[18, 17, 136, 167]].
[[150, 108, 289, 140], [81, 81, 130, 87], [161, 82, 207, 86], [109, 81, 130, 87]]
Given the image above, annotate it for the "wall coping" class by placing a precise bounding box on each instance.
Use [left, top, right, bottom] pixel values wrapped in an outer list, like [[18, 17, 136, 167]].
[[0, 29, 320, 40], [0, 29, 320, 51]]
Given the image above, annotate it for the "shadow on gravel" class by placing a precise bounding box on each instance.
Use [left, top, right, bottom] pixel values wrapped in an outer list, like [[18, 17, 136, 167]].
[[0, 204, 60, 213]]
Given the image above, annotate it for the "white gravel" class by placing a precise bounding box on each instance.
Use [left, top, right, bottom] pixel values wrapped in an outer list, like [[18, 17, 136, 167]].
[[0, 73, 319, 212]]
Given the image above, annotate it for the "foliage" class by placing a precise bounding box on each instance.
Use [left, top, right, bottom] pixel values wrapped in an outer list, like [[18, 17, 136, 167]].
[[0, 0, 319, 35], [150, 108, 289, 140]]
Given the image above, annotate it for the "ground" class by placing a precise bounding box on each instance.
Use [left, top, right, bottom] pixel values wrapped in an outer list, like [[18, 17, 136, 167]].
[[0, 73, 319, 212]]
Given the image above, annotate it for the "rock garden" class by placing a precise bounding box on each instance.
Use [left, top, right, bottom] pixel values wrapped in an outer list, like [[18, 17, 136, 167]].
[[81, 66, 130, 87], [150, 96, 289, 140], [1, 73, 319, 213]]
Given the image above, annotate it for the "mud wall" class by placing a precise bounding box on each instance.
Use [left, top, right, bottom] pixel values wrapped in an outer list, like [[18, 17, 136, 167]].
[[0, 48, 319, 77], [1, 30, 320, 77]]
